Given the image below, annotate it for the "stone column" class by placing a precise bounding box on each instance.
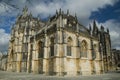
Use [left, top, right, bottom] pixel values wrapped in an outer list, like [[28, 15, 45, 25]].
[[76, 36, 81, 75], [101, 51, 105, 73], [63, 32, 67, 76], [27, 37, 31, 73], [55, 44, 64, 76], [97, 43, 103, 74], [16, 33, 23, 72], [16, 53, 22, 72], [55, 30, 65, 76], [43, 32, 49, 75], [88, 39, 94, 75], [32, 39, 40, 74]]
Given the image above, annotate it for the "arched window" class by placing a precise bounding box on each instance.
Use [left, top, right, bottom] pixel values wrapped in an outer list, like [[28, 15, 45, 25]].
[[81, 40, 88, 57], [67, 37, 73, 56], [22, 52, 27, 61], [50, 37, 54, 56], [38, 41, 44, 58], [93, 44, 97, 59]]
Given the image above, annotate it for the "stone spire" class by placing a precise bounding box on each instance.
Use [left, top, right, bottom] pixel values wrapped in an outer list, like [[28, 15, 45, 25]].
[[101, 25, 104, 31], [22, 6, 28, 17], [29, 12, 32, 20], [59, 8, 62, 15], [89, 24, 92, 35], [89, 24, 91, 31], [92, 20, 98, 36], [56, 10, 58, 16], [29, 12, 32, 16], [48, 14, 51, 21], [75, 13, 77, 20], [62, 11, 64, 15], [67, 9, 69, 16], [107, 28, 109, 33], [93, 20, 97, 29]]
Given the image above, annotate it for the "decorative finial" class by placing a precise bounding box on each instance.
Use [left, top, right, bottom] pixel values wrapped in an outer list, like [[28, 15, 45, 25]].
[[93, 20, 98, 31], [93, 20, 96, 26], [29, 12, 32, 16], [89, 24, 92, 35], [89, 24, 91, 31], [22, 5, 28, 17], [59, 8, 62, 14], [93, 20, 96, 23], [48, 14, 51, 21], [49, 14, 51, 18], [75, 13, 77, 20], [107, 28, 109, 33], [37, 14, 41, 19], [23, 5, 28, 12], [101, 25, 104, 31], [56, 10, 58, 15], [67, 9, 69, 16], [62, 11, 64, 14]]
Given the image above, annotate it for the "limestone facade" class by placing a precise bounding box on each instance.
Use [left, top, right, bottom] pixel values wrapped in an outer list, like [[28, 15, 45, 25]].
[[7, 7, 112, 76], [0, 53, 7, 71], [111, 49, 120, 70]]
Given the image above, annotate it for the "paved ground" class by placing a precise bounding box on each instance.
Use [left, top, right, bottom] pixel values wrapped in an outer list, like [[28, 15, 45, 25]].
[[0, 71, 120, 80]]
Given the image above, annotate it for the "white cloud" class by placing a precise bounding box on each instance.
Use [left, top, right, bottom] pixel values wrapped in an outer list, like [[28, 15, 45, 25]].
[[1, 0, 118, 24], [0, 0, 119, 51], [0, 29, 10, 52], [30, 0, 118, 25], [0, 2, 16, 15]]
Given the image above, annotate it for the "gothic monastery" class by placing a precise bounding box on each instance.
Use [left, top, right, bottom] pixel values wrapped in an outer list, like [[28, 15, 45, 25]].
[[7, 7, 112, 76]]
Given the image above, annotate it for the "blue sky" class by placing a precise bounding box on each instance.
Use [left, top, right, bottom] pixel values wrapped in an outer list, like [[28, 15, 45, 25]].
[[0, 0, 120, 52], [90, 0, 120, 23]]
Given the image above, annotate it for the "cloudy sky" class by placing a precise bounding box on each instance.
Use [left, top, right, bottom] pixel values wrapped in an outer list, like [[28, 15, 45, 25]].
[[0, 0, 120, 52]]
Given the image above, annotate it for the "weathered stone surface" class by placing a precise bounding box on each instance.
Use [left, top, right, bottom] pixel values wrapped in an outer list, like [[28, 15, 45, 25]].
[[6, 7, 112, 76]]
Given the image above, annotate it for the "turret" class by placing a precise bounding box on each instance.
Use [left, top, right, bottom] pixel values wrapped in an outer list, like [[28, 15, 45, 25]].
[[92, 20, 98, 36]]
